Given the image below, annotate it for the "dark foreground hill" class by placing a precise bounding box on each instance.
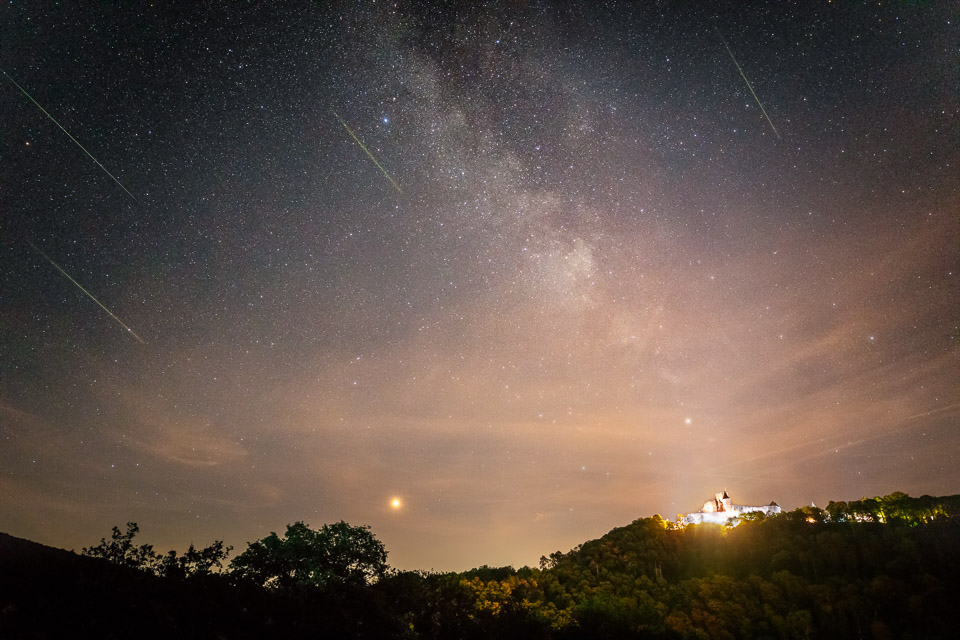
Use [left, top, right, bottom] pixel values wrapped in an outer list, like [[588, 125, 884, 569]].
[[3, 492, 960, 639], [0, 531, 398, 639]]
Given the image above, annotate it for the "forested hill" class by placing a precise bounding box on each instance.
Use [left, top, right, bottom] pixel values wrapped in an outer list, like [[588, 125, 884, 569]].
[[2, 492, 959, 639], [522, 492, 960, 638]]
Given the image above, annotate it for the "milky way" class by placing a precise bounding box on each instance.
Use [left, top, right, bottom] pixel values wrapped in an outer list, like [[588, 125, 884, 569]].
[[1, 3, 957, 571]]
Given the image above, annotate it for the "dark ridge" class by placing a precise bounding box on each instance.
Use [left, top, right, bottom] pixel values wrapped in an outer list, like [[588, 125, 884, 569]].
[[3, 492, 960, 639]]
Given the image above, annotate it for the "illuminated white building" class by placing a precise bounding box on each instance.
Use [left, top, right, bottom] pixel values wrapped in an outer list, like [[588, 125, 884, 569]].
[[681, 490, 781, 525]]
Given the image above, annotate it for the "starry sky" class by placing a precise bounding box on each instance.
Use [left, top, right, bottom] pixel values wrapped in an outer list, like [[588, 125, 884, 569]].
[[1, 2, 957, 572]]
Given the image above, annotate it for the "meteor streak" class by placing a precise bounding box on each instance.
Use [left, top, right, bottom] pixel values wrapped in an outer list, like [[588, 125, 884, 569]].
[[331, 110, 403, 193], [714, 29, 781, 139], [2, 69, 138, 201], [28, 241, 145, 344]]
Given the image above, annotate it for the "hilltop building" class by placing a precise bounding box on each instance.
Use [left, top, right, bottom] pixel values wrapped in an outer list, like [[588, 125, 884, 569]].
[[681, 490, 780, 525]]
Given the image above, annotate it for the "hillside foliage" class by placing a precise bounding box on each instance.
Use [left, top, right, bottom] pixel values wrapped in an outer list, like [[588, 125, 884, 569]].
[[2, 492, 958, 639]]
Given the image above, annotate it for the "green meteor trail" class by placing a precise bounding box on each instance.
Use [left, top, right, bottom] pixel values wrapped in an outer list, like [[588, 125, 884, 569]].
[[331, 110, 403, 193], [715, 29, 781, 139], [2, 69, 138, 201], [28, 241, 145, 344]]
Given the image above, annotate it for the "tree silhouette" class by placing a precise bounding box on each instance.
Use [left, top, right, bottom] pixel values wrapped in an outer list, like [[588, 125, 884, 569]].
[[81, 522, 231, 578], [81, 522, 161, 573], [230, 520, 389, 589], [158, 540, 233, 578]]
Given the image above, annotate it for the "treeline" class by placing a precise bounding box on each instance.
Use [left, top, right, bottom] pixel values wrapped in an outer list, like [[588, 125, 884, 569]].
[[2, 492, 959, 639], [518, 492, 960, 639], [381, 492, 960, 639], [78, 521, 232, 579]]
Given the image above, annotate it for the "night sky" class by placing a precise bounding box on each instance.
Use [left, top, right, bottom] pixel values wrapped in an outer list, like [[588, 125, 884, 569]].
[[1, 2, 957, 572]]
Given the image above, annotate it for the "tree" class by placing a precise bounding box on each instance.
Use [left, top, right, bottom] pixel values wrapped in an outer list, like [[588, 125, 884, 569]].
[[159, 540, 232, 579], [825, 500, 850, 523], [229, 520, 388, 589], [81, 522, 161, 573], [81, 522, 231, 578]]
